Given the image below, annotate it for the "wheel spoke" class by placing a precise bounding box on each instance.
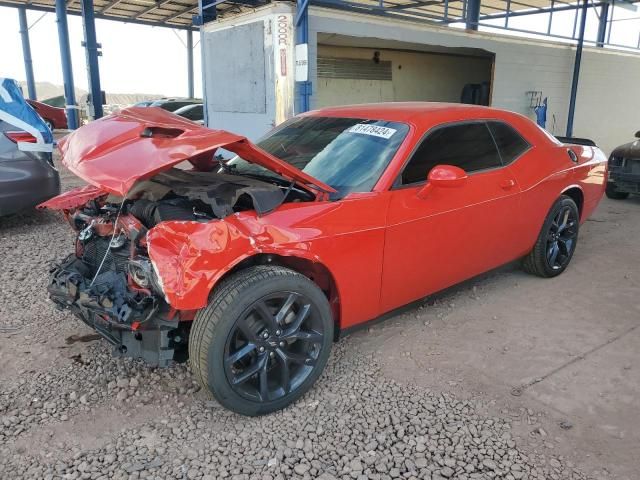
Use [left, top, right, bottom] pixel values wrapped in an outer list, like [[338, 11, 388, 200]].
[[289, 329, 323, 344], [232, 353, 266, 385], [557, 208, 570, 233], [254, 300, 277, 331], [225, 342, 257, 366], [284, 304, 311, 335], [548, 241, 560, 267], [275, 293, 298, 325], [559, 238, 574, 255], [258, 356, 269, 401], [275, 350, 291, 394], [280, 349, 315, 366]]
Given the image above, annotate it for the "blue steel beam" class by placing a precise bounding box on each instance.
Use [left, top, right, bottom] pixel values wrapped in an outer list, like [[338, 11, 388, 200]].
[[81, 0, 104, 119], [566, 0, 588, 138], [296, 0, 311, 113], [194, 0, 218, 25], [596, 2, 610, 47], [466, 0, 480, 29], [18, 7, 37, 100], [55, 0, 79, 129], [187, 29, 194, 98]]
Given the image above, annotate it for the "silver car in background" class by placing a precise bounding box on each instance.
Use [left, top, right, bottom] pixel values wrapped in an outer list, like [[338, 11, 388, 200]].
[[0, 119, 60, 216]]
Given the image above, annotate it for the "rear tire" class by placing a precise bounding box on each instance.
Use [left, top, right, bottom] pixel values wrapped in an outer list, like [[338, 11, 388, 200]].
[[523, 195, 579, 278], [605, 183, 630, 200], [189, 265, 333, 416], [43, 119, 54, 131]]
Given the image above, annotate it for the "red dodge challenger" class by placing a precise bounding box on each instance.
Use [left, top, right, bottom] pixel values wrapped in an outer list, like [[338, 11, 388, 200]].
[[41, 103, 606, 415]]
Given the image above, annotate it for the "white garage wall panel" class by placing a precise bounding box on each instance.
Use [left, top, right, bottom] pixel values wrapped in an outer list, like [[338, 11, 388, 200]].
[[308, 7, 640, 154], [201, 3, 640, 154], [201, 3, 295, 141]]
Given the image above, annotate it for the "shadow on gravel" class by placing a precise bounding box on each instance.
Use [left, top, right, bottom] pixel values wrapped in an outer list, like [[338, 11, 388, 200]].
[[0, 208, 62, 231]]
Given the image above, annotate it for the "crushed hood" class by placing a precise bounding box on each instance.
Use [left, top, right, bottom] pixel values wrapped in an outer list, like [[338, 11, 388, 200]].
[[59, 107, 335, 197]]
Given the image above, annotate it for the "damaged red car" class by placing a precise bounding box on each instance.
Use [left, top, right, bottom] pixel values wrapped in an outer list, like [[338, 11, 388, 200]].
[[41, 104, 606, 415]]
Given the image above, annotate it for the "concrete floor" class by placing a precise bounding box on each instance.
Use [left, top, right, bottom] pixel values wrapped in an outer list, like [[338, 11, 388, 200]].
[[352, 195, 640, 479]]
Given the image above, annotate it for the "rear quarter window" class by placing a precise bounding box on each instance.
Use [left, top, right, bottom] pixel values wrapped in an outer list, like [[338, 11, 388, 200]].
[[488, 121, 530, 165]]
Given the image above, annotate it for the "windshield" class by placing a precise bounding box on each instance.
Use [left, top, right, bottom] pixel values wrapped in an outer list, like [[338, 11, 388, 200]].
[[226, 116, 409, 198]]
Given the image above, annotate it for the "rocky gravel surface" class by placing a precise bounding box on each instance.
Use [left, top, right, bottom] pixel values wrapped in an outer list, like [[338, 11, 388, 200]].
[[0, 158, 593, 479], [1, 338, 587, 480]]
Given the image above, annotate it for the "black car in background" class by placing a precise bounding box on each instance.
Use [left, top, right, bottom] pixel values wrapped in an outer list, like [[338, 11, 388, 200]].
[[150, 98, 202, 112], [607, 131, 640, 199], [174, 103, 204, 124]]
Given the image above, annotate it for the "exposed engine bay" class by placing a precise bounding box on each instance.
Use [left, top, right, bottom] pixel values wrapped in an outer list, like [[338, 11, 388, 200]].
[[46, 168, 314, 366]]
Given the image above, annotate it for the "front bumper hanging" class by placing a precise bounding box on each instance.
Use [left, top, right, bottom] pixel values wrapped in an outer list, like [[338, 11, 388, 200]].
[[48, 255, 178, 367]]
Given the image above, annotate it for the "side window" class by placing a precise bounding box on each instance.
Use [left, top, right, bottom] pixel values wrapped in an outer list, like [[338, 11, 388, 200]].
[[487, 121, 530, 165], [401, 122, 502, 185]]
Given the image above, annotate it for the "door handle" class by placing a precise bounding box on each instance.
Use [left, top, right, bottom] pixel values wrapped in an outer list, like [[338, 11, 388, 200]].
[[500, 179, 516, 190]]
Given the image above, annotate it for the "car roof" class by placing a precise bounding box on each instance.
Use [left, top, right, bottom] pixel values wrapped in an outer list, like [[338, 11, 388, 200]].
[[304, 102, 550, 146], [305, 102, 519, 124]]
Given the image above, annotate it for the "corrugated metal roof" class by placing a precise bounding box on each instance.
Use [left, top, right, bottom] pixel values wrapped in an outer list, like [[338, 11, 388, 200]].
[[0, 0, 565, 30]]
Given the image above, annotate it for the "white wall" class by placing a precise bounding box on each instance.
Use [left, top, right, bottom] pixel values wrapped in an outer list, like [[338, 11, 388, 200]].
[[200, 3, 640, 154], [201, 3, 295, 141], [308, 7, 640, 154], [315, 45, 492, 108]]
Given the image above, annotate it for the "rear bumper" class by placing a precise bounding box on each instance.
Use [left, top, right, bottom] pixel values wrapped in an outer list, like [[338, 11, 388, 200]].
[[48, 255, 179, 367], [608, 168, 640, 194]]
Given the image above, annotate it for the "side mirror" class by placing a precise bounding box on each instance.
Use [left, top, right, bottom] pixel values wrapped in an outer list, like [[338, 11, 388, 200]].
[[417, 165, 467, 199], [635, 130, 640, 139]]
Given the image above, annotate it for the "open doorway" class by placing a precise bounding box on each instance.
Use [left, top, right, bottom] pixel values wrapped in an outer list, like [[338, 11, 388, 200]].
[[316, 34, 495, 108]]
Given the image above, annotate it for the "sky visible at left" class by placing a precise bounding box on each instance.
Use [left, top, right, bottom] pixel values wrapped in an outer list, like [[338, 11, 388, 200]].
[[0, 6, 202, 97]]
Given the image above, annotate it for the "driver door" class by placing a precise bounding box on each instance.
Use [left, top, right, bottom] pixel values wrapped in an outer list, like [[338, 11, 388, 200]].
[[380, 121, 522, 313]]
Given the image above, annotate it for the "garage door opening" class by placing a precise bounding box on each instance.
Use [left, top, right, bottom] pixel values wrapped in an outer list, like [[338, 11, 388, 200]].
[[316, 34, 495, 109]]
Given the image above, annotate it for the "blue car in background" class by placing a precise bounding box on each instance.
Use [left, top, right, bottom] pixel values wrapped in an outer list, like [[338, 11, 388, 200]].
[[0, 78, 60, 216]]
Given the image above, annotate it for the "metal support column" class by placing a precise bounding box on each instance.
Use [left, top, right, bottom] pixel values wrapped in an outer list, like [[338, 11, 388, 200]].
[[81, 0, 103, 119], [55, 0, 79, 129], [466, 0, 480, 30], [566, 0, 588, 138], [187, 29, 194, 98], [195, 0, 216, 126], [18, 7, 37, 100], [295, 0, 311, 113], [596, 2, 610, 47]]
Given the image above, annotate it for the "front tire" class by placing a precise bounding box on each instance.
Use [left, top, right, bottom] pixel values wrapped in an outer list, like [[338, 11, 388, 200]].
[[605, 183, 630, 200], [189, 265, 333, 416], [44, 119, 54, 131], [523, 195, 579, 278]]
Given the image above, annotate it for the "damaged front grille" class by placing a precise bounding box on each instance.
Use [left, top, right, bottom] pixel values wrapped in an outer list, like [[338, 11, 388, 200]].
[[81, 236, 130, 276], [49, 255, 156, 325]]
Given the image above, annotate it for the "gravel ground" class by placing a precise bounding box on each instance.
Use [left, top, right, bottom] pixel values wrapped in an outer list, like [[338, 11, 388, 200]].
[[0, 156, 606, 480]]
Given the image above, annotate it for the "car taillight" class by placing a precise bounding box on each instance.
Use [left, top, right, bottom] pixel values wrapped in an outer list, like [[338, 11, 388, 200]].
[[4, 131, 38, 143]]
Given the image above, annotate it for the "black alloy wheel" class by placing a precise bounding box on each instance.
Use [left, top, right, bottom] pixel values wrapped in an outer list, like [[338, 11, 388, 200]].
[[223, 291, 324, 402], [545, 205, 578, 271], [523, 195, 580, 278], [189, 265, 334, 416]]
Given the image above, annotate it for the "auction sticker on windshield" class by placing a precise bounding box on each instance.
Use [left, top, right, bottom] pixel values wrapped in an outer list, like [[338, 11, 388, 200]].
[[348, 124, 397, 139]]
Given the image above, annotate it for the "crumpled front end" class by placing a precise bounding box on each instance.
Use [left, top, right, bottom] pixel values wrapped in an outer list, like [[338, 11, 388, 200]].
[[48, 255, 179, 367], [43, 187, 197, 367]]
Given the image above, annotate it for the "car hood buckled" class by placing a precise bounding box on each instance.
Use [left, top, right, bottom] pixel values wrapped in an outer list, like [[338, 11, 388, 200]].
[[58, 107, 335, 197]]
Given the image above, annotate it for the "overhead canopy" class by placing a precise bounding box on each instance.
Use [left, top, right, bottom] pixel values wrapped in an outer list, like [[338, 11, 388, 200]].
[[0, 0, 591, 29]]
